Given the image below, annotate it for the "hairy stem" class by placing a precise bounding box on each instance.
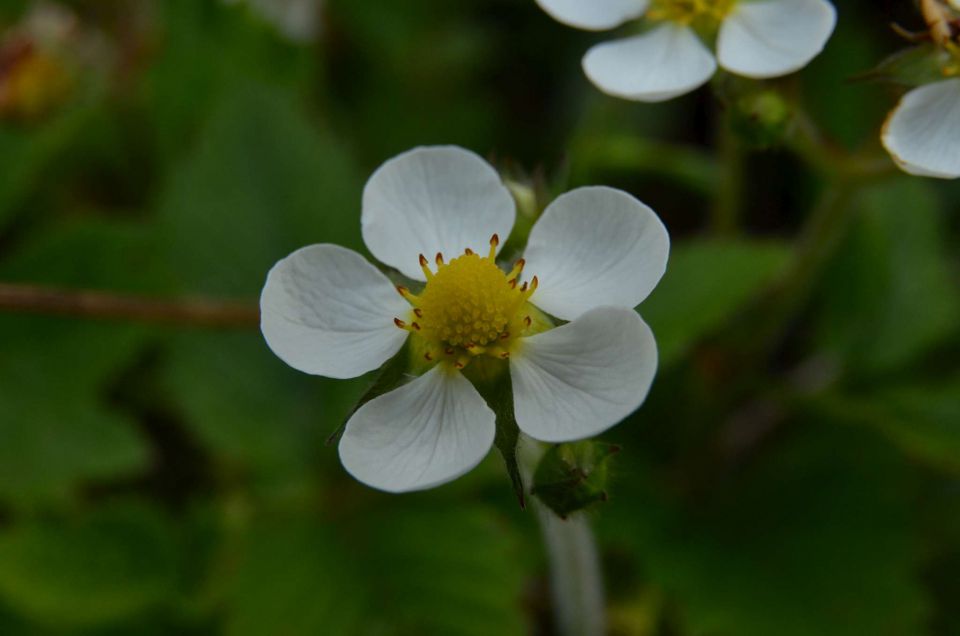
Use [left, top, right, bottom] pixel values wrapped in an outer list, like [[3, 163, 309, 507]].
[[519, 437, 606, 636], [0, 282, 259, 328]]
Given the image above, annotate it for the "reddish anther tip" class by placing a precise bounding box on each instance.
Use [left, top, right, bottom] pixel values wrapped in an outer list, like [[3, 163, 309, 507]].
[[419, 254, 429, 267], [414, 308, 423, 317], [515, 258, 525, 269], [490, 233, 500, 246], [445, 347, 455, 355], [411, 322, 421, 331], [394, 317, 406, 328], [464, 248, 474, 255], [523, 316, 532, 327], [435, 252, 444, 265], [424, 352, 433, 361]]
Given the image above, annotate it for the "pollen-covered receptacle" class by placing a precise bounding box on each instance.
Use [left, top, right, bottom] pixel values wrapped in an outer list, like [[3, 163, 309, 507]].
[[395, 235, 537, 367]]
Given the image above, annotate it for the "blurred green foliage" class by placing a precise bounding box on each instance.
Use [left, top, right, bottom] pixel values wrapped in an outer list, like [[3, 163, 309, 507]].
[[0, 0, 957, 634]]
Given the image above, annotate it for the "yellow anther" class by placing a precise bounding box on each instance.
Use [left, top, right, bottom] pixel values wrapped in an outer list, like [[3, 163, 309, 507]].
[[419, 254, 433, 280]]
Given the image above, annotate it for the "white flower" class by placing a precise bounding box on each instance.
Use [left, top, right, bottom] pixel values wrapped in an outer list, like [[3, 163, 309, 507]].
[[882, 78, 960, 179], [535, 0, 837, 102], [260, 146, 669, 492]]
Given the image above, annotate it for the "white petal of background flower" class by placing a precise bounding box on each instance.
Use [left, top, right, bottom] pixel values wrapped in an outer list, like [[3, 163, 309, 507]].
[[510, 306, 658, 443], [260, 244, 410, 379], [882, 79, 960, 179], [361, 146, 516, 281], [582, 25, 717, 102], [717, 0, 836, 79], [534, 0, 648, 31], [338, 366, 496, 492], [523, 186, 669, 321]]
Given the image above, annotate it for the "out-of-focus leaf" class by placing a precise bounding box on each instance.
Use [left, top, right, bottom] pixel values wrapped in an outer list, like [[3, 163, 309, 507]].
[[156, 80, 361, 296], [0, 103, 97, 231], [641, 239, 790, 366], [817, 179, 960, 375], [0, 503, 177, 628], [809, 377, 960, 474], [143, 0, 314, 164], [0, 220, 156, 506], [601, 424, 928, 636], [163, 331, 361, 490], [226, 515, 366, 636], [156, 79, 365, 485], [858, 44, 948, 87], [225, 505, 528, 636], [360, 505, 529, 636]]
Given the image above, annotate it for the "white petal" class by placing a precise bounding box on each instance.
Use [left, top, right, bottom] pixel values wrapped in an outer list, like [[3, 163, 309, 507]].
[[535, 0, 648, 31], [882, 79, 960, 179], [361, 146, 516, 281], [523, 186, 669, 321], [260, 244, 410, 379], [338, 366, 496, 492], [582, 25, 717, 102], [717, 0, 836, 79], [511, 306, 658, 442]]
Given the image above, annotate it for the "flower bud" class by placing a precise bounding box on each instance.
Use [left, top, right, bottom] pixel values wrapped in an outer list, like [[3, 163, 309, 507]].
[[532, 441, 619, 518]]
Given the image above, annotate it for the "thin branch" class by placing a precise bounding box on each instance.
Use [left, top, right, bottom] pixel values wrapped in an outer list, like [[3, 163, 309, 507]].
[[0, 282, 259, 329]]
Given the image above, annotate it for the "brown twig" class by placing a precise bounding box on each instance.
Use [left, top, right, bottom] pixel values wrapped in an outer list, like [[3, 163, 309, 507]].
[[0, 282, 259, 329]]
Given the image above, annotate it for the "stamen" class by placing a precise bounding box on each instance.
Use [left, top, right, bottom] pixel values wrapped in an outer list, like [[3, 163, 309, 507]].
[[507, 259, 525, 280], [424, 351, 434, 361], [464, 247, 474, 256], [466, 343, 486, 356], [444, 347, 455, 356], [396, 286, 419, 304], [410, 322, 421, 331], [435, 252, 445, 266], [394, 317, 415, 331], [488, 234, 499, 259], [523, 316, 532, 328], [414, 308, 423, 318], [419, 254, 433, 280]]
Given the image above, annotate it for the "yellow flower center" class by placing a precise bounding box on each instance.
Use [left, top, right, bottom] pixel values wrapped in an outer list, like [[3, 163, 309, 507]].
[[647, 0, 735, 26], [394, 235, 539, 370]]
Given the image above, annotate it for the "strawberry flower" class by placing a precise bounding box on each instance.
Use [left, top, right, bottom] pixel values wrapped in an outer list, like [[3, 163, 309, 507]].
[[260, 146, 668, 492]]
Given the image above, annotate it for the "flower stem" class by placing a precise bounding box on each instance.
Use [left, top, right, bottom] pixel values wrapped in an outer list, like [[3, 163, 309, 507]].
[[0, 282, 259, 328], [519, 437, 606, 636]]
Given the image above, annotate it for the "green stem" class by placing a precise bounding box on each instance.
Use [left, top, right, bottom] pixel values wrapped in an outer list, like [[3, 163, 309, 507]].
[[753, 180, 859, 353], [519, 437, 606, 636]]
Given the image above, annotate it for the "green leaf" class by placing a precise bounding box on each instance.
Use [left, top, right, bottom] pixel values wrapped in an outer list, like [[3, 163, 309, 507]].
[[858, 44, 949, 87], [601, 424, 928, 636], [156, 79, 363, 297], [155, 79, 366, 485], [226, 515, 366, 636], [225, 505, 528, 636], [816, 179, 960, 375], [0, 503, 178, 628], [641, 239, 790, 366], [0, 220, 155, 506], [360, 505, 529, 636]]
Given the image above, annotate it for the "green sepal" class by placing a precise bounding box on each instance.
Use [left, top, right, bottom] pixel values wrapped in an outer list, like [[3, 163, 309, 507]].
[[325, 344, 411, 445], [473, 371, 525, 509], [856, 44, 949, 87], [532, 442, 619, 518]]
